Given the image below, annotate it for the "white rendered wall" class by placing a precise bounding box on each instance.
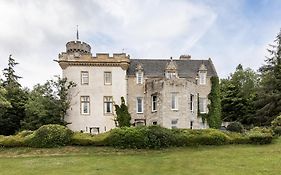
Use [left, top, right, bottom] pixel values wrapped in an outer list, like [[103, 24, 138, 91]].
[[63, 66, 127, 133]]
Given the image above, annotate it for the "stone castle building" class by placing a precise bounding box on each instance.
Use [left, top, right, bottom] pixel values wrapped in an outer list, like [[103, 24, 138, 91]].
[[57, 39, 217, 133]]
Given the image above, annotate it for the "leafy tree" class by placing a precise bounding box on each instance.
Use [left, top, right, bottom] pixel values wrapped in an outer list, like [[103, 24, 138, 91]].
[[0, 55, 27, 135], [220, 64, 259, 124], [255, 29, 281, 125], [114, 97, 131, 127], [22, 76, 76, 130], [207, 76, 222, 129]]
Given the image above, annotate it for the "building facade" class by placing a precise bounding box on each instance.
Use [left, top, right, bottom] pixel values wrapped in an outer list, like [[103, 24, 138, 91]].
[[57, 40, 217, 133]]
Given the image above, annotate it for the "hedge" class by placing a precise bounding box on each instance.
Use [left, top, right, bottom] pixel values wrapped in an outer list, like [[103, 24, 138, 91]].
[[0, 125, 275, 148]]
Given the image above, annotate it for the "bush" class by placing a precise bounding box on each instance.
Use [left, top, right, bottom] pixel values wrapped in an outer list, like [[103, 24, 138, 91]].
[[247, 128, 273, 144], [224, 132, 249, 144], [226, 122, 244, 133], [16, 130, 34, 137], [0, 135, 26, 147], [185, 129, 230, 145], [71, 132, 109, 146], [26, 124, 73, 148], [271, 116, 281, 136]]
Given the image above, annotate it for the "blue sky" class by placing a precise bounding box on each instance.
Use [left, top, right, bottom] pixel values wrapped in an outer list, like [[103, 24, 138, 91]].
[[0, 0, 281, 88]]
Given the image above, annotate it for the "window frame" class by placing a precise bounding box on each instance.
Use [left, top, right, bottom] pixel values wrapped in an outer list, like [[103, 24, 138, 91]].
[[80, 96, 90, 115], [104, 96, 113, 114], [199, 97, 207, 114], [171, 93, 178, 110], [136, 97, 144, 113], [104, 71, 112, 85], [199, 72, 207, 85], [81, 71, 89, 85], [136, 71, 143, 84], [151, 95, 157, 112], [190, 94, 194, 112]]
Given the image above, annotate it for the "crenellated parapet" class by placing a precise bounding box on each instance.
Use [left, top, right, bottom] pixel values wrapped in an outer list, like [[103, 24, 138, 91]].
[[56, 40, 130, 70]]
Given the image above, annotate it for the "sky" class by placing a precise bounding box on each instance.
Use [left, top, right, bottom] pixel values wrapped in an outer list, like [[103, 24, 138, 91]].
[[0, 0, 281, 88]]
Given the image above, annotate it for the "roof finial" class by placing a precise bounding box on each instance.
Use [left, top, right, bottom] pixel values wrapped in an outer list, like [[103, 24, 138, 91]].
[[76, 25, 79, 41]]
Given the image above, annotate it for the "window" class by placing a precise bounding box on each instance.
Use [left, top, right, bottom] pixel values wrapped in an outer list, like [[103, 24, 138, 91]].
[[152, 95, 157, 112], [199, 97, 207, 113], [152, 121, 158, 125], [199, 72, 207, 85], [166, 71, 177, 79], [81, 71, 89, 85], [136, 97, 143, 113], [81, 96, 90, 115], [171, 119, 178, 129], [190, 94, 194, 112], [104, 72, 112, 85], [136, 72, 143, 84], [104, 96, 113, 114], [190, 121, 193, 129], [171, 93, 178, 110]]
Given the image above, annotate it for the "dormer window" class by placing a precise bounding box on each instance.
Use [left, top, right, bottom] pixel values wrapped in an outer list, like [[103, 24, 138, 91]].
[[136, 71, 143, 84], [135, 63, 144, 84], [199, 72, 207, 85], [165, 57, 178, 79], [198, 64, 207, 85]]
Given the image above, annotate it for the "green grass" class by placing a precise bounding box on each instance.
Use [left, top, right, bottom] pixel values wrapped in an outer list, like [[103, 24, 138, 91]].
[[1, 139, 281, 175]]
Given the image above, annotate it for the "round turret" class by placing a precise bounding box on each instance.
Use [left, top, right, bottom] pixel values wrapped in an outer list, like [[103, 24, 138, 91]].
[[66, 41, 91, 54]]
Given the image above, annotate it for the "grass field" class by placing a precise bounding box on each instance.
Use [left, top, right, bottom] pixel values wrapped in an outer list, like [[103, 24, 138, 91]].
[[1, 139, 281, 175]]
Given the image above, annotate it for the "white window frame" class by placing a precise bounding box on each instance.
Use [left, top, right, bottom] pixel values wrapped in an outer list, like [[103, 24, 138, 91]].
[[166, 71, 177, 79], [136, 97, 143, 113], [151, 95, 157, 112], [104, 72, 112, 85], [199, 72, 207, 85], [81, 71, 89, 85], [199, 97, 207, 114], [190, 94, 194, 112], [81, 96, 90, 115], [104, 96, 113, 114], [136, 71, 143, 84], [171, 93, 178, 110]]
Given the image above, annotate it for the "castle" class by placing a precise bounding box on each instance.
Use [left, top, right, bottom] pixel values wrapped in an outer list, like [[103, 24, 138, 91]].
[[57, 39, 217, 134]]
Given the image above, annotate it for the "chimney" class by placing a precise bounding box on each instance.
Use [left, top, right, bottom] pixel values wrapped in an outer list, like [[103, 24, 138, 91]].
[[179, 55, 191, 60]]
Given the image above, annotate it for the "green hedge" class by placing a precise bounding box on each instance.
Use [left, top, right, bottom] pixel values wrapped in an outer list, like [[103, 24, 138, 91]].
[[26, 124, 73, 148], [71, 132, 109, 146], [0, 125, 274, 148]]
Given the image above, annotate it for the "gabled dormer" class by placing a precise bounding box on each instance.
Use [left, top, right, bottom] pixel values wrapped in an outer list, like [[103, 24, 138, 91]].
[[198, 64, 207, 85], [135, 63, 144, 84], [165, 57, 178, 79]]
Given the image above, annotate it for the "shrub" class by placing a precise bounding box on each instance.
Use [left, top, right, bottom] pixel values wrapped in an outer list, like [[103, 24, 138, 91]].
[[71, 132, 109, 146], [105, 127, 148, 149], [185, 129, 230, 145], [250, 127, 273, 135], [247, 128, 273, 144], [224, 132, 249, 144], [16, 130, 34, 137], [0, 135, 26, 147], [226, 122, 244, 133], [146, 126, 174, 148], [273, 126, 281, 136], [271, 116, 281, 136], [26, 124, 73, 148]]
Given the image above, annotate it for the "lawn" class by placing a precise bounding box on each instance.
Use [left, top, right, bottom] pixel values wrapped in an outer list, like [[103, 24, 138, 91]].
[[1, 139, 281, 175]]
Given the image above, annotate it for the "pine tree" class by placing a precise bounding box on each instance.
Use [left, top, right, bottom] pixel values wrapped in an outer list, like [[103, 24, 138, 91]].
[[255, 29, 281, 125], [0, 55, 27, 135]]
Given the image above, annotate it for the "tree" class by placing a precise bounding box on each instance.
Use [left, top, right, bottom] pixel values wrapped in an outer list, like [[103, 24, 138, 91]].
[[0, 55, 27, 135], [220, 64, 259, 125], [114, 97, 131, 127], [0, 85, 11, 108], [22, 76, 76, 130], [207, 76, 222, 129], [255, 29, 281, 125]]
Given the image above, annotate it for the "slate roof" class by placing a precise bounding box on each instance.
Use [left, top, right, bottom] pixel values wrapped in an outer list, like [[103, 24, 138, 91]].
[[127, 59, 217, 78]]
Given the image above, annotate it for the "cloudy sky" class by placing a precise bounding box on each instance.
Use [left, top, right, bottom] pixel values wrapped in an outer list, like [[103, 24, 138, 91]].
[[0, 0, 281, 88]]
